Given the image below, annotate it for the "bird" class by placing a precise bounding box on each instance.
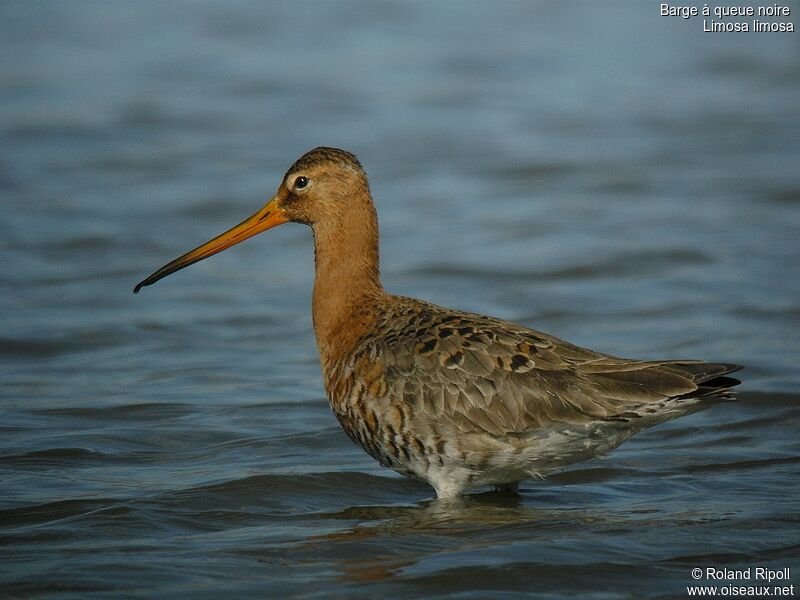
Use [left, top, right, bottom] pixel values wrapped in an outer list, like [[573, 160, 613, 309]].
[[134, 147, 742, 499]]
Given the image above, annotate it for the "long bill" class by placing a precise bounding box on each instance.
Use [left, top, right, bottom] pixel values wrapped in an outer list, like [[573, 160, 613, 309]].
[[133, 197, 287, 293]]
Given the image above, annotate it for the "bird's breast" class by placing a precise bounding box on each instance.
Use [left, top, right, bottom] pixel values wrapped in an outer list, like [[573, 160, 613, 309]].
[[322, 351, 435, 478]]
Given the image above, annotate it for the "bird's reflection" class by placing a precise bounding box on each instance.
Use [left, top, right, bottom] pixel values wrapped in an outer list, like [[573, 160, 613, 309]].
[[300, 489, 587, 584]]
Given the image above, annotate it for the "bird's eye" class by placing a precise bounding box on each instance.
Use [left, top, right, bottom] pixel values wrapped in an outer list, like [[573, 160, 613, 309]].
[[294, 176, 309, 190]]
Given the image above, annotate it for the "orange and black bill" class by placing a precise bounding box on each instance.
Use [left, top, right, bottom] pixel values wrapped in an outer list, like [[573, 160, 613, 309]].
[[133, 197, 287, 293]]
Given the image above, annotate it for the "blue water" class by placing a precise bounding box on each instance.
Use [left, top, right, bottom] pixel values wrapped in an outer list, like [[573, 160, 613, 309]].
[[1, 2, 799, 598]]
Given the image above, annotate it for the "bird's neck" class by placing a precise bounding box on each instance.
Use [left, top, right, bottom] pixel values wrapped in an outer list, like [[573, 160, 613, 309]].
[[311, 207, 385, 368]]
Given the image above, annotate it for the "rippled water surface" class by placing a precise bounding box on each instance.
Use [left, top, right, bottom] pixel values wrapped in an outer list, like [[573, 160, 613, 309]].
[[2, 2, 799, 598]]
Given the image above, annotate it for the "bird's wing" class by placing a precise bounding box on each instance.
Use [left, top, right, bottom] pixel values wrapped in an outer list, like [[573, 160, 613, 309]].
[[371, 299, 741, 436]]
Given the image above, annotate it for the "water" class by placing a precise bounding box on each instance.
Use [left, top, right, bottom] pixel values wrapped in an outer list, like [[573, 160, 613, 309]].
[[1, 1, 799, 597]]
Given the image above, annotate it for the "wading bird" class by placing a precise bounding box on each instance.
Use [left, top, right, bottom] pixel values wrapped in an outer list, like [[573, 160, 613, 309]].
[[135, 147, 741, 499]]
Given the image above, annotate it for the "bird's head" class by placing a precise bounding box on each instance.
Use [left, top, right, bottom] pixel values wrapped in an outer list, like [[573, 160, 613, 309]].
[[133, 147, 371, 293]]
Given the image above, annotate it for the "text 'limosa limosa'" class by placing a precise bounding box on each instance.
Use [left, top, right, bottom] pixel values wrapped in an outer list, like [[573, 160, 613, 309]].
[[134, 147, 742, 499]]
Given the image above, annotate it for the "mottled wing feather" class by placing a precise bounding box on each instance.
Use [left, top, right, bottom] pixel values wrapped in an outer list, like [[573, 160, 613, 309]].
[[371, 297, 741, 437]]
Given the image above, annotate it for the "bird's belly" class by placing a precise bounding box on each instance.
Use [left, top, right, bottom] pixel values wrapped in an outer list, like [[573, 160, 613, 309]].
[[470, 421, 641, 486], [329, 393, 641, 496]]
